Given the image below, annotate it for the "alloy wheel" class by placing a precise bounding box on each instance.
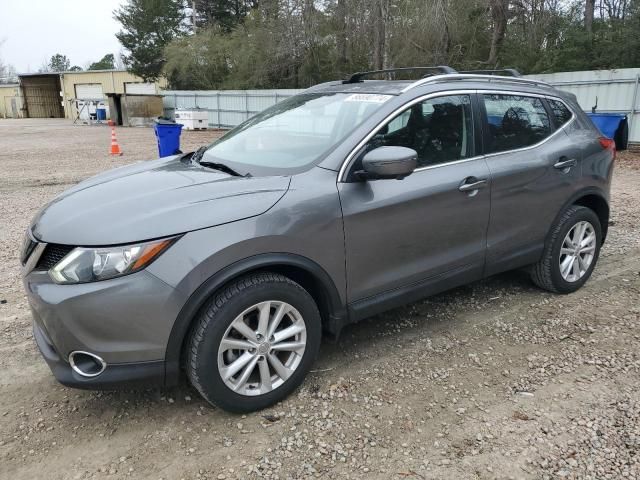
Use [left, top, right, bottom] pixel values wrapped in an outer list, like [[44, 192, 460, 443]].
[[217, 301, 307, 396], [559, 221, 596, 282]]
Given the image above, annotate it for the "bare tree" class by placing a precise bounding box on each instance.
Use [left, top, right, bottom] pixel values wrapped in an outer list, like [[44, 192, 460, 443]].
[[115, 50, 126, 70], [0, 39, 18, 83], [372, 0, 390, 70], [335, 0, 348, 75], [585, 0, 595, 34], [487, 0, 509, 66]]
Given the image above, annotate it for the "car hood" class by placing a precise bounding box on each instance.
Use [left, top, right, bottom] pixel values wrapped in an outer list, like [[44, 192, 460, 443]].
[[31, 156, 291, 246]]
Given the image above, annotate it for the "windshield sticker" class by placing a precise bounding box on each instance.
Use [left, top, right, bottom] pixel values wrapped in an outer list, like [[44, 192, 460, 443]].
[[344, 94, 393, 104]]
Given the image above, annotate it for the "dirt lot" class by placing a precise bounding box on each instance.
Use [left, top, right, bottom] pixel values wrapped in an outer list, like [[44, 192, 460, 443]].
[[1, 119, 639, 480]]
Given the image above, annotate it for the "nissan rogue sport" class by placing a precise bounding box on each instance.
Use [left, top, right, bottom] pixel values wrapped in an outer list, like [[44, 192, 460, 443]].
[[21, 67, 615, 412]]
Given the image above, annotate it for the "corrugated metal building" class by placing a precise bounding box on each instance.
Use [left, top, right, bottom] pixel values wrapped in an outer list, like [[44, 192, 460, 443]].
[[8, 70, 166, 123], [19, 74, 64, 118], [526, 68, 640, 144], [0, 84, 22, 118], [61, 70, 162, 101], [58, 70, 166, 124]]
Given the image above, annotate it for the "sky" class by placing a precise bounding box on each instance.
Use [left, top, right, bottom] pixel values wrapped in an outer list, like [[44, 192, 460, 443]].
[[0, 0, 127, 73]]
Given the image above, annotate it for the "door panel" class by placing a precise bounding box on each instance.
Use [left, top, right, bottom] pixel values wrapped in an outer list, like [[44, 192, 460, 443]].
[[481, 94, 583, 275], [339, 158, 491, 302]]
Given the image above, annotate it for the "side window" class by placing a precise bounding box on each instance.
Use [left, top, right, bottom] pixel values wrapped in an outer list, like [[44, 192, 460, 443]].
[[362, 95, 474, 168], [386, 110, 411, 134], [548, 99, 573, 128], [482, 94, 552, 153]]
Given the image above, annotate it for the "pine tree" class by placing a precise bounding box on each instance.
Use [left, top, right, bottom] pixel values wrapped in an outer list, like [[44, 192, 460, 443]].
[[88, 54, 116, 70], [48, 54, 71, 72], [114, 0, 186, 81]]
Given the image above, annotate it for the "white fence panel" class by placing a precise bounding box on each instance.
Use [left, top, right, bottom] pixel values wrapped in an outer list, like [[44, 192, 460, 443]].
[[526, 68, 640, 144], [162, 89, 303, 128]]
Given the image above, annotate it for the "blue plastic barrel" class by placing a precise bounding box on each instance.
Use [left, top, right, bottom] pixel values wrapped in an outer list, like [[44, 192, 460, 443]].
[[153, 121, 183, 157], [586, 112, 629, 148], [96, 108, 106, 121]]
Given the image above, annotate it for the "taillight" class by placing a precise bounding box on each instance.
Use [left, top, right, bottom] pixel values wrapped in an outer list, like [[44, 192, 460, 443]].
[[599, 137, 616, 159]]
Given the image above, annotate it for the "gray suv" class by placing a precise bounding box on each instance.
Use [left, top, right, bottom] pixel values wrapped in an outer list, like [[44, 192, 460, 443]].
[[21, 67, 615, 412]]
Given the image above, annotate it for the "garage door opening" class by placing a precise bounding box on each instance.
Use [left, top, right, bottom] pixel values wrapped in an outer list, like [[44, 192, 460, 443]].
[[19, 74, 64, 118], [74, 83, 106, 122]]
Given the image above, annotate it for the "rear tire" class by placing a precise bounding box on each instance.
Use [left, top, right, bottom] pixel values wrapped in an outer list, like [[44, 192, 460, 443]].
[[531, 205, 601, 294], [186, 272, 321, 413]]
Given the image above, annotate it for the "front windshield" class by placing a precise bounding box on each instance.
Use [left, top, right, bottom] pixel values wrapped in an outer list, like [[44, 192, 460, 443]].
[[199, 92, 393, 175]]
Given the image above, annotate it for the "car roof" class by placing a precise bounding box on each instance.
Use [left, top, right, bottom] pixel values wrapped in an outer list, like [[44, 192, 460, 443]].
[[305, 80, 414, 95], [304, 71, 565, 98]]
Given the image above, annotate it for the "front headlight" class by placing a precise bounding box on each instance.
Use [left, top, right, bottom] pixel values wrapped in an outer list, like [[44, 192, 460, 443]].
[[49, 237, 177, 284]]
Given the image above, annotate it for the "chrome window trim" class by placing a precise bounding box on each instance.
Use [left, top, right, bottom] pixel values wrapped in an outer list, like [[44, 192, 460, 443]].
[[413, 154, 484, 172], [338, 89, 576, 182], [545, 96, 577, 129], [338, 90, 476, 182], [482, 117, 575, 160], [479, 92, 576, 159]]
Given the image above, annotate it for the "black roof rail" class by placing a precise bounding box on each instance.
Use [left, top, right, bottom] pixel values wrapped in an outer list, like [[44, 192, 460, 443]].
[[343, 66, 457, 84], [458, 68, 522, 77]]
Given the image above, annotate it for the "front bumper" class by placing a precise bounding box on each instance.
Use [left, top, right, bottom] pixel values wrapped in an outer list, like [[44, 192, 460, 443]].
[[33, 321, 165, 389], [23, 264, 188, 389]]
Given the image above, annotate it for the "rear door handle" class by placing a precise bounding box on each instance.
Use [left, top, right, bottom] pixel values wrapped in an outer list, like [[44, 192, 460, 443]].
[[458, 178, 488, 193], [554, 158, 577, 170]]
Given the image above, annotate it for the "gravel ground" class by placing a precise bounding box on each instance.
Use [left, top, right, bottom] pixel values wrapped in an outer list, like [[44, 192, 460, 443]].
[[1, 119, 639, 480]]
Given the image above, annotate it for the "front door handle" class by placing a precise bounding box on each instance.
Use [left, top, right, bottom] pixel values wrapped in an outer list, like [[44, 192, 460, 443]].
[[458, 178, 488, 193], [554, 158, 577, 170]]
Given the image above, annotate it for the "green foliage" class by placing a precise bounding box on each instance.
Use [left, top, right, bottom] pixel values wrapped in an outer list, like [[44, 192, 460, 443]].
[[88, 54, 116, 70], [114, 0, 186, 81], [164, 27, 231, 89], [500, 0, 640, 74], [146, 0, 640, 89], [48, 53, 71, 72], [68, 65, 83, 71]]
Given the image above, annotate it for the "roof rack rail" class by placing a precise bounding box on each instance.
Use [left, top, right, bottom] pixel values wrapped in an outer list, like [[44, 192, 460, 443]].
[[343, 66, 457, 84], [401, 73, 553, 92], [458, 68, 522, 77]]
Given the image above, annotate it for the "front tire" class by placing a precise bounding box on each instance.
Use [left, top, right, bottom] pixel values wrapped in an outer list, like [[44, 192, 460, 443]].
[[531, 205, 602, 294], [186, 272, 322, 413]]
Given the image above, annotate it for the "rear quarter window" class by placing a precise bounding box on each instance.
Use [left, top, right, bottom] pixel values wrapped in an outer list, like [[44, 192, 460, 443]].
[[548, 99, 573, 127]]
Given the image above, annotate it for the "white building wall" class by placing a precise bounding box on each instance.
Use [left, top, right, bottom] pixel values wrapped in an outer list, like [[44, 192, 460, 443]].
[[526, 68, 640, 144]]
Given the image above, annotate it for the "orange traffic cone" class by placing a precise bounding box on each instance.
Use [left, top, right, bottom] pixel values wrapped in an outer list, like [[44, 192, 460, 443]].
[[109, 125, 123, 156]]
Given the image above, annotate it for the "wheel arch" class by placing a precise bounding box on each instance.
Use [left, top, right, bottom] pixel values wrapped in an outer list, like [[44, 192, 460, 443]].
[[572, 191, 610, 242], [547, 188, 609, 248], [164, 253, 346, 386]]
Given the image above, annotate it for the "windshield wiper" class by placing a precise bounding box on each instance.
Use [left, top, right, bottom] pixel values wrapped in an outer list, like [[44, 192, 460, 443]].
[[191, 145, 208, 163], [188, 146, 247, 177], [198, 160, 245, 177]]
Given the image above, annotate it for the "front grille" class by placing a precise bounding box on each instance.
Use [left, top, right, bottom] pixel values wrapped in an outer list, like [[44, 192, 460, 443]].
[[20, 236, 38, 265], [35, 244, 75, 270]]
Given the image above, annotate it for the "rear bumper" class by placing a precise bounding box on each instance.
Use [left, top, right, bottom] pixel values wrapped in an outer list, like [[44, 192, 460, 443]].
[[34, 321, 165, 390]]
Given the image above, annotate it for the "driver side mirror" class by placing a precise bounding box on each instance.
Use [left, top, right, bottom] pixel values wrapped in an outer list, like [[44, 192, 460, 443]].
[[355, 146, 418, 180]]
